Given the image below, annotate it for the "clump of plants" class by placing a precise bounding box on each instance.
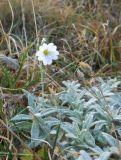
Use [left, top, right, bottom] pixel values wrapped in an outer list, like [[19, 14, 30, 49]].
[[7, 77, 121, 160], [1, 0, 121, 70]]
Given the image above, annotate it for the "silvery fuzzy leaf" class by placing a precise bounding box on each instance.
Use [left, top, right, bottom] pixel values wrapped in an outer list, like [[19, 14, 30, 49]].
[[84, 131, 95, 147], [96, 77, 120, 89], [10, 121, 32, 131], [60, 93, 76, 104], [69, 117, 83, 125], [38, 107, 73, 118], [60, 81, 85, 106], [117, 128, 121, 138], [78, 150, 92, 160], [82, 114, 94, 129], [23, 90, 36, 110], [37, 97, 47, 108], [109, 146, 119, 154], [109, 80, 120, 89], [0, 54, 19, 70], [88, 146, 103, 154], [58, 108, 77, 117], [93, 120, 107, 132], [31, 120, 40, 139], [111, 93, 121, 105], [11, 114, 32, 121], [84, 98, 96, 108], [86, 82, 114, 101], [113, 115, 121, 121], [45, 118, 61, 127], [94, 106, 112, 123], [79, 129, 95, 147], [62, 80, 81, 91], [35, 108, 58, 118], [100, 84, 114, 97], [29, 118, 50, 148], [102, 132, 121, 147], [95, 151, 112, 160], [73, 110, 83, 119], [61, 123, 78, 139], [29, 120, 42, 148]]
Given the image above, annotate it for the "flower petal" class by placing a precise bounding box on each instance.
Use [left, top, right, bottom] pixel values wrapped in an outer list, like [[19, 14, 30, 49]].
[[49, 54, 58, 60], [38, 55, 44, 61], [48, 43, 57, 51], [54, 51, 59, 55], [36, 51, 40, 56], [42, 56, 52, 65], [39, 43, 48, 51]]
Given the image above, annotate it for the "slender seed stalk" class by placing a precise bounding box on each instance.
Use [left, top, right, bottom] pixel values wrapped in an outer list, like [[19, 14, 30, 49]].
[[41, 63, 45, 95]]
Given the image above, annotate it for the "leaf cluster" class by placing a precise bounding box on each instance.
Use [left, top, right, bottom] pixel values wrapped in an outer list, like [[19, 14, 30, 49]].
[[11, 77, 121, 160]]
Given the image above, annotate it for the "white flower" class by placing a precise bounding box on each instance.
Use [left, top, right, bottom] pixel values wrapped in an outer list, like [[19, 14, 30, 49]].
[[36, 43, 59, 65]]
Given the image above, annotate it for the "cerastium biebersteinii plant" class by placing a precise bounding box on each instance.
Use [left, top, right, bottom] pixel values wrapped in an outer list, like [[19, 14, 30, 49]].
[[10, 77, 121, 160], [36, 38, 59, 95]]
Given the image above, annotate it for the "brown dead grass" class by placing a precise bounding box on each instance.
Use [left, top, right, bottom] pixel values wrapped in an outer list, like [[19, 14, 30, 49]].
[[0, 0, 121, 68]]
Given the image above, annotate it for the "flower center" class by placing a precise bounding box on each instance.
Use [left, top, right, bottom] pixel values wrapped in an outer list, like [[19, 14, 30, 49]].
[[43, 49, 49, 56]]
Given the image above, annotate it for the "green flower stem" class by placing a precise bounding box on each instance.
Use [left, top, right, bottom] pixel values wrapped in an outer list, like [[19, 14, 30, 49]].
[[41, 63, 45, 95]]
